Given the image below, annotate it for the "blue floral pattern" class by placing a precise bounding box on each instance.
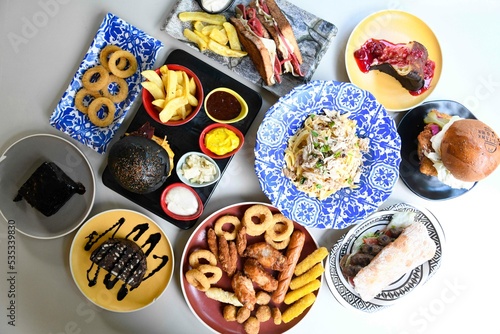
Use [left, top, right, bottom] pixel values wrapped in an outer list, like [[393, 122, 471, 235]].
[[50, 13, 164, 154], [255, 81, 401, 229]]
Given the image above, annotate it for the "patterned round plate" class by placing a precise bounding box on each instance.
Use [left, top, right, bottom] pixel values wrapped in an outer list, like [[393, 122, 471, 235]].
[[254, 80, 401, 229], [325, 203, 445, 312]]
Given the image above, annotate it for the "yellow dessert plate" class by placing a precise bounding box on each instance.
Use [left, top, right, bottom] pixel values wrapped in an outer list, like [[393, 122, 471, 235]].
[[345, 10, 442, 112], [69, 209, 174, 312]]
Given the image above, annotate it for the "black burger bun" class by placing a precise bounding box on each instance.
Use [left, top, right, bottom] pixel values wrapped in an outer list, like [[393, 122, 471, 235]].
[[107, 135, 171, 194], [441, 119, 500, 182]]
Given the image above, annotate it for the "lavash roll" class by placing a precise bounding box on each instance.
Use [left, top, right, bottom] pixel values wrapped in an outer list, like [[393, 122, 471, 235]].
[[353, 221, 436, 302]]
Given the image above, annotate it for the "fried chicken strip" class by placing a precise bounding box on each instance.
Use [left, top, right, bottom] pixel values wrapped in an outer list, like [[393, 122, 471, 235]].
[[244, 258, 278, 292], [231, 272, 256, 310], [244, 242, 287, 271]]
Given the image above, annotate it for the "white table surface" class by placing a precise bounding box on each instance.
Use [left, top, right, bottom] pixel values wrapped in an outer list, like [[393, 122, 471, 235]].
[[1, 0, 499, 333]]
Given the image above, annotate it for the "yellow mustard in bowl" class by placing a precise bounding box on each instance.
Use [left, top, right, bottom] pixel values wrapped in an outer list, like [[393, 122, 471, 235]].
[[204, 127, 240, 156]]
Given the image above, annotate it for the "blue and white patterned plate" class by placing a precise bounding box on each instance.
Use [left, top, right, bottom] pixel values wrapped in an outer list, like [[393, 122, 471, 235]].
[[325, 203, 445, 312], [50, 13, 164, 154], [254, 80, 401, 229]]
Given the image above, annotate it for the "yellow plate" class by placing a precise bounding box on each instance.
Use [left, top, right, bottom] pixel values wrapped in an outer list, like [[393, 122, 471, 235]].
[[345, 10, 442, 112], [69, 209, 174, 312]]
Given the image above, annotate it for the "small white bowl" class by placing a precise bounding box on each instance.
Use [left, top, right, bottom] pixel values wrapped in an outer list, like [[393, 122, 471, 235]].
[[176, 152, 221, 188]]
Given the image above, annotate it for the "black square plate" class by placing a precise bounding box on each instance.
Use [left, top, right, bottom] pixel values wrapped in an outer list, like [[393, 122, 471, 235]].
[[102, 49, 262, 229]]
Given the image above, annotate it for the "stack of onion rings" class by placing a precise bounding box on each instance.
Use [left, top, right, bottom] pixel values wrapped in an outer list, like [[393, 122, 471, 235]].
[[263, 213, 294, 250], [186, 249, 222, 291], [74, 44, 138, 127]]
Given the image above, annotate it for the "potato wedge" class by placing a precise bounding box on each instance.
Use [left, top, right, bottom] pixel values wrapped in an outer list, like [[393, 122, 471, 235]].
[[141, 81, 165, 99], [223, 22, 242, 51], [152, 99, 166, 109], [209, 28, 229, 46], [141, 70, 164, 90], [159, 96, 189, 123], [194, 30, 210, 44], [193, 20, 205, 32], [207, 39, 248, 58], [159, 65, 169, 76], [183, 28, 208, 51], [201, 24, 224, 36], [166, 70, 178, 102], [178, 12, 226, 25]]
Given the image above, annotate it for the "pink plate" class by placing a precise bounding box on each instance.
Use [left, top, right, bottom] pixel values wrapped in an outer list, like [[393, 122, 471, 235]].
[[180, 202, 321, 333]]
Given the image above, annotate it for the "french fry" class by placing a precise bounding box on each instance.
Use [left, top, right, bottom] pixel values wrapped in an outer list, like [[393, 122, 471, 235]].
[[188, 77, 196, 95], [183, 28, 208, 51], [182, 71, 190, 99], [181, 13, 246, 58], [193, 20, 205, 32], [223, 22, 242, 51], [141, 81, 165, 100], [201, 24, 224, 36], [187, 93, 199, 107], [159, 96, 189, 123], [159, 65, 169, 76], [152, 99, 165, 109], [178, 11, 227, 25], [209, 28, 229, 45], [194, 29, 210, 44], [166, 70, 178, 101], [208, 39, 248, 58], [141, 65, 199, 122], [141, 70, 163, 90]]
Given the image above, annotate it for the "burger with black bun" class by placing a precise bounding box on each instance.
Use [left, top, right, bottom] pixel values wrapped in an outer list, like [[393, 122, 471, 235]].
[[417, 109, 500, 189], [107, 122, 174, 194]]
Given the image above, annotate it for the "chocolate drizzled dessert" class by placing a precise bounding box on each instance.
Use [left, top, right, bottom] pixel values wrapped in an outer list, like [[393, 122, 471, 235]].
[[89, 238, 147, 293]]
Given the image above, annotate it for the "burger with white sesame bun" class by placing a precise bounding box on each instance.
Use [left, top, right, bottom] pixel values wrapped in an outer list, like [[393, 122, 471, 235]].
[[417, 109, 500, 189]]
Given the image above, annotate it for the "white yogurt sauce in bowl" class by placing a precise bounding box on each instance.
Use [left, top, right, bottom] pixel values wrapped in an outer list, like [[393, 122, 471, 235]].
[[197, 0, 235, 13], [161, 183, 203, 221]]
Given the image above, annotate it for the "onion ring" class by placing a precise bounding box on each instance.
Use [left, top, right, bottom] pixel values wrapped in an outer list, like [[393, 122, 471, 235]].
[[82, 65, 109, 91], [188, 249, 217, 268], [87, 97, 116, 127], [265, 213, 294, 242], [214, 215, 241, 241], [242, 204, 274, 236], [108, 50, 137, 78], [101, 74, 128, 103], [185, 268, 210, 292], [197, 264, 222, 284], [264, 232, 290, 250], [99, 45, 127, 71], [74, 88, 101, 114]]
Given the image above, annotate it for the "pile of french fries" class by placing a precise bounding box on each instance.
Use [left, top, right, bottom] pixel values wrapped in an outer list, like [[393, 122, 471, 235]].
[[179, 11, 247, 58], [141, 65, 199, 123]]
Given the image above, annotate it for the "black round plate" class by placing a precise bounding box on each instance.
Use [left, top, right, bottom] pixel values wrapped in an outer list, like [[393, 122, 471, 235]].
[[397, 100, 477, 200]]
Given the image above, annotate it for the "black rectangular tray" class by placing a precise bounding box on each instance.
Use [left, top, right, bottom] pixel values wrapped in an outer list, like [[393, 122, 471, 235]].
[[102, 49, 262, 229]]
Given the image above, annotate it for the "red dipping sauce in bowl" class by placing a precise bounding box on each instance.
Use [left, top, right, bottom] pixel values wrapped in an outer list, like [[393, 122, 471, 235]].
[[204, 87, 248, 124]]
